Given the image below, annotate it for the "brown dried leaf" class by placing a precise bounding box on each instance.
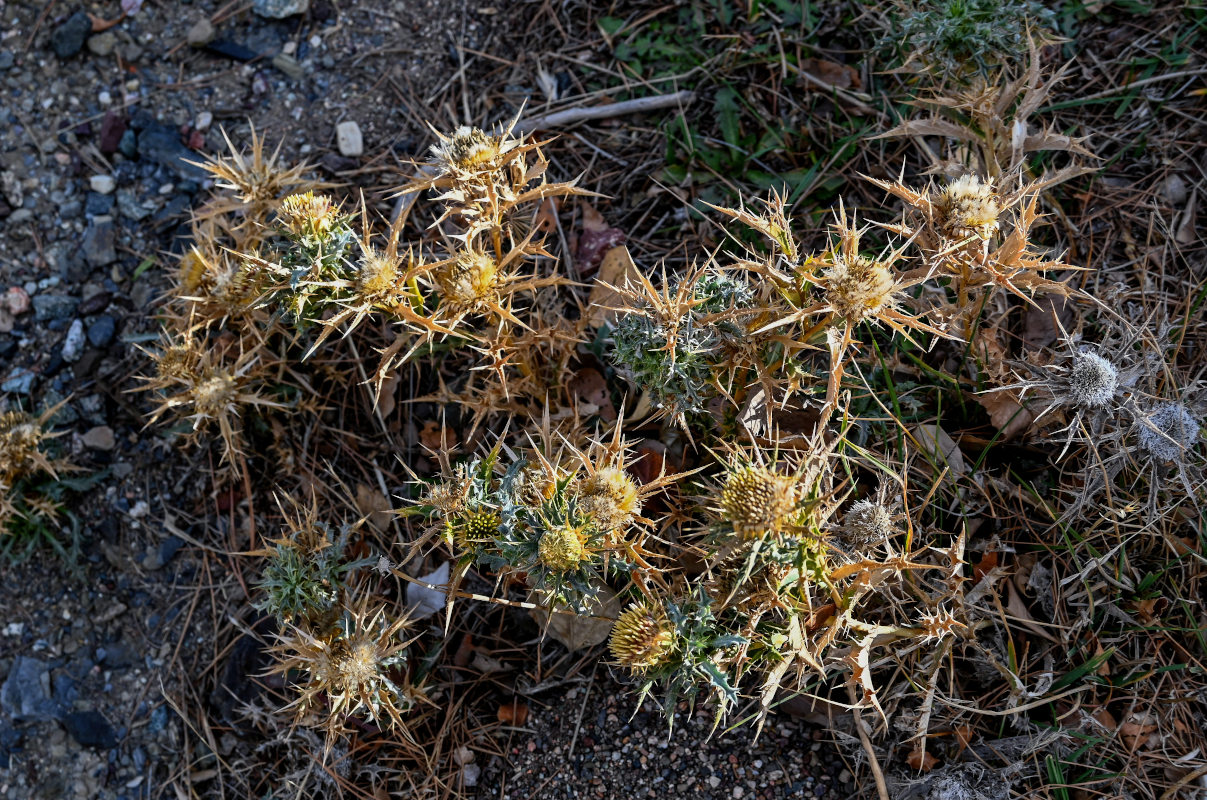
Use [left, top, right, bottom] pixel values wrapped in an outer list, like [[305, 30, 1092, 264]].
[[906, 744, 939, 772], [1021, 295, 1074, 350], [575, 203, 625, 276], [800, 58, 861, 90], [568, 367, 616, 421], [497, 702, 529, 726], [355, 483, 393, 534], [586, 245, 639, 328], [978, 389, 1035, 441]]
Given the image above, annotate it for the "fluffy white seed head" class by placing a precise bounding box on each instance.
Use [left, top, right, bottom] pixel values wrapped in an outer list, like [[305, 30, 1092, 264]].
[[1066, 351, 1119, 408], [1136, 402, 1200, 462]]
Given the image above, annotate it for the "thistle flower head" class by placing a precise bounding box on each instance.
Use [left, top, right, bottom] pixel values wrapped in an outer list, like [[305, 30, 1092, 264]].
[[839, 498, 900, 550], [191, 370, 239, 419], [0, 411, 49, 486], [823, 255, 898, 324], [574, 466, 642, 532], [1066, 351, 1119, 409], [537, 523, 589, 572], [432, 126, 501, 171], [278, 191, 338, 238], [357, 249, 403, 300], [720, 465, 798, 540], [434, 250, 499, 309], [1136, 402, 1200, 462], [936, 174, 1001, 240], [609, 602, 676, 673]]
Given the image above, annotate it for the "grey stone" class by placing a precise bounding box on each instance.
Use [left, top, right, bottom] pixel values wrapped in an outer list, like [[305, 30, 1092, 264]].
[[252, 0, 309, 18], [62, 319, 86, 362], [137, 124, 207, 180], [82, 217, 117, 266], [51, 11, 92, 59], [272, 53, 305, 80], [84, 192, 115, 217], [336, 120, 363, 157], [0, 656, 64, 722], [186, 18, 216, 47], [62, 711, 118, 750], [59, 199, 82, 219], [1, 368, 35, 394], [0, 51, 14, 70], [87, 315, 116, 347], [118, 128, 137, 158], [86, 31, 118, 58], [116, 189, 152, 221], [81, 425, 116, 451], [33, 293, 80, 321]]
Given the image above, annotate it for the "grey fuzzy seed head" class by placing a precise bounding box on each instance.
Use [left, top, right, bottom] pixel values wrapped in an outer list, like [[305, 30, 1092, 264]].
[[841, 499, 897, 546], [1137, 402, 1200, 462], [1066, 351, 1119, 408]]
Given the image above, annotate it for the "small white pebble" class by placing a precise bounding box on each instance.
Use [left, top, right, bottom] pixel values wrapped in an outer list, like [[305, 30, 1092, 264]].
[[90, 174, 116, 195], [336, 120, 364, 157], [195, 111, 213, 132]]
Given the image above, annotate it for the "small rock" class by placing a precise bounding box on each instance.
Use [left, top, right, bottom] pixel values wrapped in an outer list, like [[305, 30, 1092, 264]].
[[186, 18, 216, 47], [1, 368, 35, 395], [272, 52, 305, 80], [336, 120, 364, 157], [82, 217, 118, 267], [89, 174, 116, 195], [0, 657, 62, 722], [0, 51, 14, 71], [205, 39, 259, 61], [87, 315, 117, 347], [62, 319, 87, 362], [82, 426, 116, 451], [6, 286, 30, 315], [118, 128, 138, 158], [0, 170, 22, 208], [116, 189, 152, 221], [253, 0, 310, 18], [33, 293, 80, 321], [195, 111, 214, 132], [1163, 174, 1189, 206], [98, 112, 127, 154], [85, 192, 115, 217], [51, 11, 92, 59], [62, 711, 119, 750], [158, 535, 185, 566], [137, 123, 208, 179], [87, 31, 118, 57]]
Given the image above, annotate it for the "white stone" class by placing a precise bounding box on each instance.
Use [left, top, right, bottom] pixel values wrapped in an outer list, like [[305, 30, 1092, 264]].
[[62, 319, 86, 362], [336, 120, 363, 157], [90, 174, 116, 195], [195, 111, 213, 132]]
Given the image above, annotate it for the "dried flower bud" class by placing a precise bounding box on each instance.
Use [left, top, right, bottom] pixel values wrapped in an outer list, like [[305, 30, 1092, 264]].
[[1066, 351, 1119, 408], [279, 191, 337, 238], [538, 524, 588, 572], [435, 251, 498, 308], [823, 256, 897, 323], [1137, 402, 1200, 462], [574, 467, 641, 532], [433, 127, 500, 171]]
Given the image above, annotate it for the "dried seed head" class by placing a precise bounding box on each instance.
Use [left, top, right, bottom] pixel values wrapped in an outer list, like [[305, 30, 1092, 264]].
[[1066, 351, 1119, 408], [358, 250, 402, 299], [191, 370, 238, 418], [609, 602, 675, 672], [720, 465, 798, 540], [156, 343, 200, 380], [279, 191, 337, 237], [178, 250, 209, 293], [823, 256, 897, 323], [515, 465, 557, 507], [840, 499, 899, 548], [0, 411, 45, 485], [537, 524, 588, 572], [574, 467, 641, 532], [936, 174, 1000, 240], [433, 127, 500, 171], [435, 251, 498, 308], [1137, 402, 1200, 462]]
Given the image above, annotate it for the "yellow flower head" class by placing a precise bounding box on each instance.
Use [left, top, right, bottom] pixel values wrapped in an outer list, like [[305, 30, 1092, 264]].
[[538, 524, 588, 572], [720, 465, 798, 540], [279, 191, 338, 238], [574, 466, 642, 532], [435, 250, 499, 308], [433, 127, 500, 171], [936, 175, 1000, 240], [823, 255, 897, 324], [609, 602, 675, 672]]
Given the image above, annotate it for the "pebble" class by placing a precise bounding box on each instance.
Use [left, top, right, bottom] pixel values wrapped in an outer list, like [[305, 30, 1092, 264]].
[[253, 0, 310, 18], [51, 11, 92, 59], [34, 293, 80, 321], [336, 120, 364, 157], [272, 52, 305, 80], [138, 123, 208, 179], [82, 217, 118, 266], [83, 426, 117, 450], [87, 31, 118, 57], [86, 192, 115, 217], [62, 319, 87, 361], [90, 174, 117, 195], [1163, 174, 1188, 206], [187, 18, 216, 47], [63, 711, 119, 750], [195, 111, 214, 132], [88, 315, 117, 347], [116, 189, 152, 221], [0, 50, 14, 70]]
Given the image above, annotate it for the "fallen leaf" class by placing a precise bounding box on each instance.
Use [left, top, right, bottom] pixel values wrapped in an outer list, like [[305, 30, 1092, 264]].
[[575, 203, 625, 277], [470, 650, 507, 673], [568, 367, 616, 421], [355, 483, 393, 534], [1090, 706, 1117, 732], [910, 424, 968, 479], [497, 702, 529, 726], [404, 561, 450, 621], [1175, 188, 1198, 245], [972, 551, 998, 584], [905, 744, 939, 772], [977, 388, 1035, 441], [453, 634, 475, 667], [418, 419, 456, 451], [1021, 295, 1074, 350], [586, 244, 639, 328], [800, 58, 861, 90], [375, 370, 402, 419], [1004, 580, 1057, 642]]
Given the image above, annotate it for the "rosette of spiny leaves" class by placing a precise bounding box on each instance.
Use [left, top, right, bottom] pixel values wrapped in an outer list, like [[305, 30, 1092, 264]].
[[608, 265, 769, 426], [267, 191, 358, 330], [1, 405, 74, 534], [272, 594, 421, 742], [253, 504, 371, 626], [608, 587, 747, 729]]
